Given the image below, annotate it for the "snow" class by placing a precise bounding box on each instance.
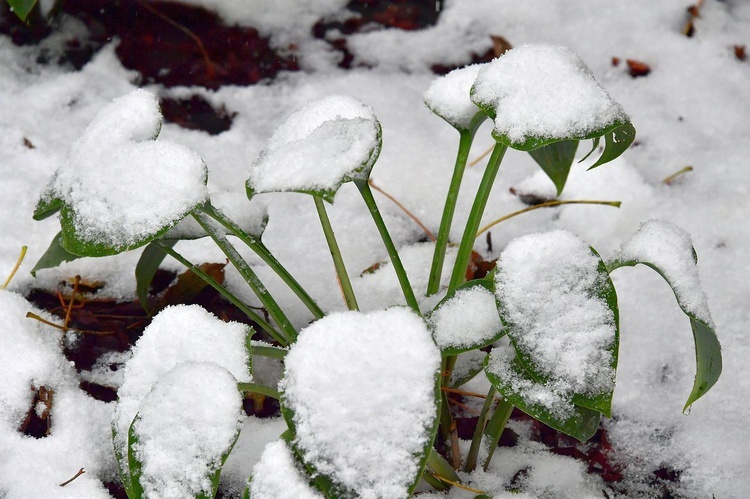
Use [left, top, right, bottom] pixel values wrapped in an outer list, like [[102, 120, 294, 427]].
[[280, 308, 440, 498], [493, 231, 616, 406], [133, 362, 243, 499], [471, 44, 629, 146], [429, 284, 503, 351], [112, 305, 251, 463], [44, 89, 209, 251], [249, 440, 323, 499], [423, 64, 486, 131], [1, 0, 749, 496], [247, 95, 381, 198], [616, 218, 713, 325]]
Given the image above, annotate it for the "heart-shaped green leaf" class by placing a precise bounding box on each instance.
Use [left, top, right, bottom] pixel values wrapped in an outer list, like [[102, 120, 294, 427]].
[[246, 95, 382, 203], [427, 278, 505, 356], [608, 219, 722, 412], [470, 44, 633, 160], [494, 231, 619, 418], [484, 345, 601, 442], [280, 308, 441, 499], [127, 362, 243, 499], [40, 89, 208, 257], [528, 139, 579, 196], [423, 63, 488, 133]]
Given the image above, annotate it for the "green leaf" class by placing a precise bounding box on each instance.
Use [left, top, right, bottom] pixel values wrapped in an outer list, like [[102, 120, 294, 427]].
[[30, 231, 80, 277], [427, 278, 506, 356], [588, 122, 636, 169], [528, 139, 579, 196], [497, 245, 619, 418], [135, 240, 176, 313], [484, 350, 601, 442], [449, 351, 487, 388], [32, 194, 62, 221], [7, 0, 38, 21], [607, 258, 721, 412], [125, 418, 145, 499]]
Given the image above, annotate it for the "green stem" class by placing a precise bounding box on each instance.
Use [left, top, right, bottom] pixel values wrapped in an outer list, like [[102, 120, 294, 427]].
[[482, 397, 514, 472], [250, 344, 288, 360], [427, 129, 477, 296], [313, 196, 359, 311], [155, 241, 287, 345], [193, 212, 298, 344], [448, 143, 508, 292], [355, 179, 420, 313], [237, 382, 281, 400], [200, 204, 325, 319], [464, 385, 497, 472]]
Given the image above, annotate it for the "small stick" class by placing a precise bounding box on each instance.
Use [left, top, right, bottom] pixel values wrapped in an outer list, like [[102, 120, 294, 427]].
[[442, 386, 489, 399], [59, 468, 85, 487], [26, 312, 114, 336], [368, 179, 436, 241], [447, 397, 480, 415], [468, 144, 493, 167], [62, 275, 81, 332], [476, 199, 621, 238], [427, 472, 485, 494], [662, 166, 694, 185], [134, 0, 216, 79], [1, 246, 27, 289]]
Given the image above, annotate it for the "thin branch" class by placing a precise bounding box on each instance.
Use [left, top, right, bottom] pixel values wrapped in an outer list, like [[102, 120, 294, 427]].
[[59, 468, 85, 487], [662, 166, 693, 185], [368, 179, 435, 241], [2, 245, 26, 289], [25, 312, 114, 336]]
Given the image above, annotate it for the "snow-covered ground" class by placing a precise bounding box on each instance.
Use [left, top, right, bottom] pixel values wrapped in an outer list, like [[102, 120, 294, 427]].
[[1, 0, 748, 497]]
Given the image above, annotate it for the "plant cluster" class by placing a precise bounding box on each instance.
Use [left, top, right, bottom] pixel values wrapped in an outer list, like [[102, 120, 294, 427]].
[[32, 44, 721, 498]]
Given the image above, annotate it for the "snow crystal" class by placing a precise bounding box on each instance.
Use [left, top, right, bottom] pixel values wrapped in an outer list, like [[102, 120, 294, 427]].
[[616, 219, 713, 326], [246, 95, 380, 196], [471, 44, 629, 146], [48, 89, 208, 249], [113, 305, 251, 461], [280, 308, 440, 498], [429, 285, 503, 351], [249, 440, 323, 499], [133, 362, 242, 499], [423, 63, 485, 131], [494, 230, 616, 404]]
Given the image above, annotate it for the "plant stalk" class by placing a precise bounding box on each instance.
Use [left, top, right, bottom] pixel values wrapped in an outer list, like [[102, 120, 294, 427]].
[[447, 143, 508, 292], [201, 204, 325, 319], [482, 396, 514, 471], [313, 195, 359, 311], [355, 179, 420, 313], [155, 241, 288, 345], [427, 129, 476, 296], [464, 385, 497, 472], [193, 212, 298, 344]]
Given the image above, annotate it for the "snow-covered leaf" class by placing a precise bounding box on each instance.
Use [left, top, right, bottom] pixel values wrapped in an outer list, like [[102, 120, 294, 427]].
[[427, 278, 505, 355], [248, 440, 323, 499], [608, 219, 721, 411], [423, 63, 488, 133], [493, 231, 619, 418], [39, 89, 208, 257], [246, 95, 381, 203], [471, 44, 631, 153], [128, 362, 243, 499], [280, 308, 441, 499], [485, 345, 601, 442], [113, 305, 251, 486]]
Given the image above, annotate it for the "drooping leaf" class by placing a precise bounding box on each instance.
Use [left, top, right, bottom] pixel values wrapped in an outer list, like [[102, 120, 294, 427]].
[[32, 194, 62, 221], [423, 63, 488, 133], [588, 122, 637, 169], [427, 278, 505, 356], [607, 220, 721, 411], [7, 0, 38, 21], [484, 347, 601, 442], [528, 139, 579, 196], [30, 231, 80, 277]]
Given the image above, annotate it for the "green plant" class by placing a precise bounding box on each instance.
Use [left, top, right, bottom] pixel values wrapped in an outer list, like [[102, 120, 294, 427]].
[[32, 44, 721, 498]]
